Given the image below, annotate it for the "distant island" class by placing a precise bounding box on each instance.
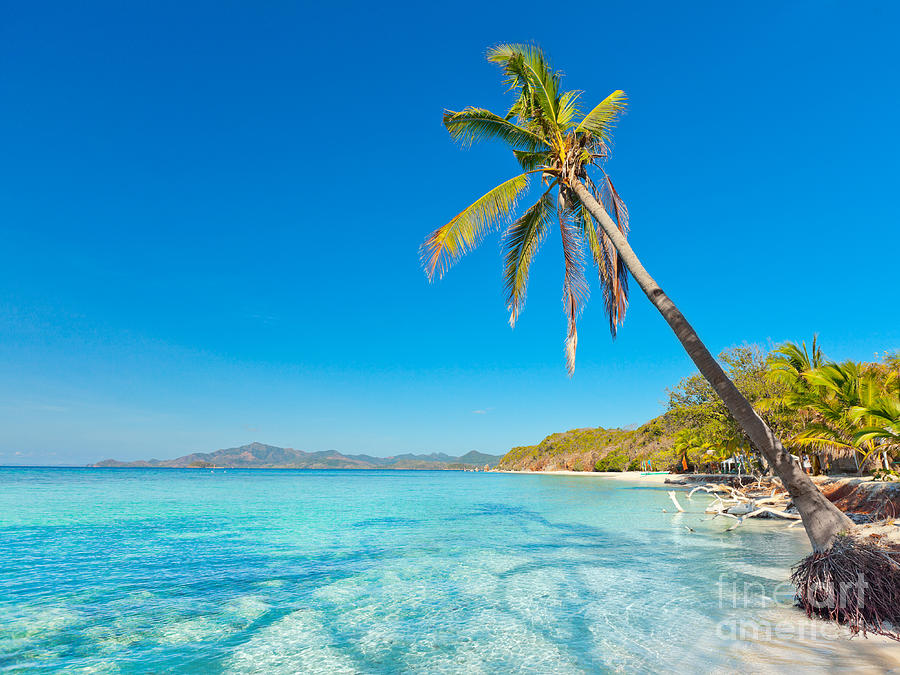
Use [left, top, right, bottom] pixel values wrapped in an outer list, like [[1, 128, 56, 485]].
[[90, 442, 501, 470]]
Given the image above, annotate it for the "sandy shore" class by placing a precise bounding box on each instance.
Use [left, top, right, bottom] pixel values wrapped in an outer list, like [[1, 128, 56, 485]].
[[495, 470, 673, 484]]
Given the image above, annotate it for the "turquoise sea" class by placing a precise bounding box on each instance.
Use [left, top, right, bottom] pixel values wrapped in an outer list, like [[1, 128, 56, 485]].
[[1, 468, 897, 673]]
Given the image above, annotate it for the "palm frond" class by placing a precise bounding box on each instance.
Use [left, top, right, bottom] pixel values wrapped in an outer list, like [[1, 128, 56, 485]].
[[443, 108, 549, 152], [597, 171, 630, 333], [557, 89, 584, 131], [598, 169, 630, 236], [487, 43, 562, 131], [421, 173, 529, 280], [850, 397, 900, 444], [556, 89, 582, 130], [576, 90, 627, 141], [791, 424, 854, 453], [768, 337, 823, 387], [559, 198, 590, 376], [853, 426, 900, 445], [486, 43, 531, 86], [853, 397, 900, 426], [574, 179, 629, 337], [512, 149, 551, 172], [502, 188, 556, 326], [803, 361, 860, 394]]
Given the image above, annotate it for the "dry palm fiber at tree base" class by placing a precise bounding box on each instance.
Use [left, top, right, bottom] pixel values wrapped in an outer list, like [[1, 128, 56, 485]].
[[792, 534, 900, 640]]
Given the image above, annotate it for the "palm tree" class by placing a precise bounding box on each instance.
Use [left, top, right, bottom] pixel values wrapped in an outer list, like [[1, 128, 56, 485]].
[[768, 337, 828, 473], [768, 337, 826, 400], [672, 430, 702, 473], [420, 44, 851, 551], [794, 362, 896, 472], [851, 396, 900, 471]]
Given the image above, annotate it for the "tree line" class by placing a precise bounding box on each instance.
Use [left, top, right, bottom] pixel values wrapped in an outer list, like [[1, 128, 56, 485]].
[[666, 339, 899, 476]]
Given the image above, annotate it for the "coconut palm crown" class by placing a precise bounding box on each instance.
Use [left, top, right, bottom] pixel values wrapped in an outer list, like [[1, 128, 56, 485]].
[[421, 44, 630, 375]]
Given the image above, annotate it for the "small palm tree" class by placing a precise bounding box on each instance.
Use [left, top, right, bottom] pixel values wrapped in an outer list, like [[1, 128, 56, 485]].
[[795, 362, 897, 472], [768, 337, 826, 407], [852, 397, 900, 472], [420, 44, 851, 551], [768, 337, 828, 473], [672, 430, 702, 472]]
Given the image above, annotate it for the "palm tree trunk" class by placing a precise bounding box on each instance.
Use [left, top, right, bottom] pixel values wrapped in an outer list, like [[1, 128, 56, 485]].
[[571, 179, 852, 552]]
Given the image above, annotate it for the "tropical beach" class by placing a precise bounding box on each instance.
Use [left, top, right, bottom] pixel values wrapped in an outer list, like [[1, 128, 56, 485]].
[[3, 1, 900, 673]]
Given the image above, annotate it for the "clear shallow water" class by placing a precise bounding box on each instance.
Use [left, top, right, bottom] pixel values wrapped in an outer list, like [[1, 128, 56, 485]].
[[1, 469, 898, 673]]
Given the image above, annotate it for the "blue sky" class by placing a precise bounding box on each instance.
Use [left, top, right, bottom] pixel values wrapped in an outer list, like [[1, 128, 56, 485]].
[[1, 1, 898, 465]]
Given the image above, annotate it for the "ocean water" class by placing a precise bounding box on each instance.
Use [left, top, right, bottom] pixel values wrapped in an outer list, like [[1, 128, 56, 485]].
[[1, 469, 898, 673]]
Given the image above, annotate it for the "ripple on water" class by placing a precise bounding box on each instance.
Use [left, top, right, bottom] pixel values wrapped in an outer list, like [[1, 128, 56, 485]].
[[1, 468, 898, 673], [226, 608, 359, 674]]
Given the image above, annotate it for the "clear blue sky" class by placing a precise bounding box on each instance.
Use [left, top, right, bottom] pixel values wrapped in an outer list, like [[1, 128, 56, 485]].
[[2, 1, 898, 465]]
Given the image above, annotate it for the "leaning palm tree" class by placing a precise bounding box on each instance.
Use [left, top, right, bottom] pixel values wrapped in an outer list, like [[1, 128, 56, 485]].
[[420, 44, 851, 552]]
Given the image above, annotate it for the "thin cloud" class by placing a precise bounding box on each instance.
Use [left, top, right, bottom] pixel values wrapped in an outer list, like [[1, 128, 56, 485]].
[[471, 410, 488, 415]]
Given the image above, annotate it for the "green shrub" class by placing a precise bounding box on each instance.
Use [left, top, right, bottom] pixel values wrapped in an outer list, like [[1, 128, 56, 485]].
[[594, 452, 628, 472]]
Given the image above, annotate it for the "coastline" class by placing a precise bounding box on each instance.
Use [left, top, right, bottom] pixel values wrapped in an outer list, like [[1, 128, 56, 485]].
[[494, 469, 674, 484]]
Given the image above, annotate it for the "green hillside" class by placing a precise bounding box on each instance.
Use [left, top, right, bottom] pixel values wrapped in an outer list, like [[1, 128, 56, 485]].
[[497, 343, 899, 475], [497, 416, 677, 471]]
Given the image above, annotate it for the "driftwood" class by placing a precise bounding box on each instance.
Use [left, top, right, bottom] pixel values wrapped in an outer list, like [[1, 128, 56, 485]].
[[681, 480, 800, 531], [670, 477, 809, 532], [668, 491, 685, 513], [688, 485, 719, 499], [755, 506, 801, 520]]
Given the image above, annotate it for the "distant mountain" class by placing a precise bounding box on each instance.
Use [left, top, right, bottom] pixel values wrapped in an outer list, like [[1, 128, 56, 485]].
[[90, 442, 502, 470], [456, 451, 503, 465]]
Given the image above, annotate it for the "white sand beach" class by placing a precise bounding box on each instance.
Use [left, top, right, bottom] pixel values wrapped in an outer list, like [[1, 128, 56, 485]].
[[496, 470, 674, 484]]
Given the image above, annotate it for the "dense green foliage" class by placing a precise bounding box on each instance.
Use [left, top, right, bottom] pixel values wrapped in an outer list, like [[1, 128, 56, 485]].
[[770, 343, 899, 472], [498, 340, 899, 473]]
